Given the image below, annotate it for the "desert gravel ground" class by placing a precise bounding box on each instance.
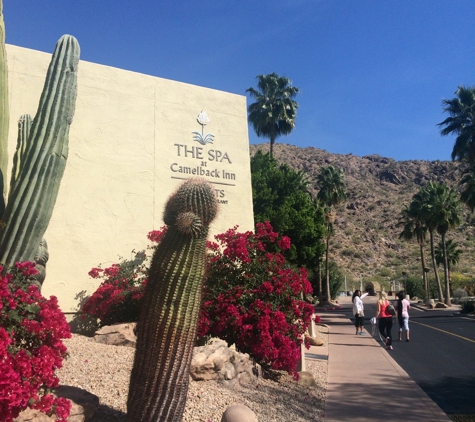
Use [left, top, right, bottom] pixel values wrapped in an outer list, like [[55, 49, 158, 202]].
[[57, 325, 328, 422]]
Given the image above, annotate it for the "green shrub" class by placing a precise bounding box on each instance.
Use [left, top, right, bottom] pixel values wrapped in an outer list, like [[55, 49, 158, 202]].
[[323, 261, 344, 300], [404, 276, 424, 299], [453, 287, 468, 300], [378, 267, 392, 278], [384, 251, 395, 259], [426, 277, 439, 299], [461, 300, 475, 314], [389, 258, 403, 266], [341, 248, 356, 257]]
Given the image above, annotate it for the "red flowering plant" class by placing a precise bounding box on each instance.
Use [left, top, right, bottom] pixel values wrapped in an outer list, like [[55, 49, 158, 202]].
[[198, 222, 315, 378], [82, 223, 317, 378], [0, 262, 72, 422], [81, 228, 167, 326]]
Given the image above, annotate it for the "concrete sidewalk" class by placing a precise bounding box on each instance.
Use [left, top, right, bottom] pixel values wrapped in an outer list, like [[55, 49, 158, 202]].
[[318, 296, 451, 422]]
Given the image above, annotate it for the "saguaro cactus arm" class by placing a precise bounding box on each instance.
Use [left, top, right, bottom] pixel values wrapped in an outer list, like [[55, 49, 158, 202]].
[[0, 35, 79, 268], [9, 114, 32, 196], [127, 178, 218, 422]]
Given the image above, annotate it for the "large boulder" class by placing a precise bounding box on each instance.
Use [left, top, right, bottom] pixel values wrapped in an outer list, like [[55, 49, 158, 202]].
[[93, 323, 137, 347], [190, 339, 261, 388]]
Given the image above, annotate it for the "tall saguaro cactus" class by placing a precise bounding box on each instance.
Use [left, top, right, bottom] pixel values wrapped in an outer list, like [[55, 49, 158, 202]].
[[0, 0, 9, 209], [0, 34, 80, 268], [127, 178, 218, 422]]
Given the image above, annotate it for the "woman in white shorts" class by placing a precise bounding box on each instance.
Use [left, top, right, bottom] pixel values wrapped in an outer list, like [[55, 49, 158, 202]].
[[395, 291, 411, 341]]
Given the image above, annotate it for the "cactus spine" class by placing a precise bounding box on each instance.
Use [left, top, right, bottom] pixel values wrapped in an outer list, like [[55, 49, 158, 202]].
[[127, 178, 218, 422], [0, 35, 79, 268], [0, 0, 9, 210]]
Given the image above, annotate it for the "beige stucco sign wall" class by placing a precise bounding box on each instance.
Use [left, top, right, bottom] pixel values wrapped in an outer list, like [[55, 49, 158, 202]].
[[5, 44, 254, 316]]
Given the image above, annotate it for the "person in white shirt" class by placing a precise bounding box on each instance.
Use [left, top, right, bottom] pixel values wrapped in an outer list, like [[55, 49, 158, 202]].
[[394, 291, 411, 341], [352, 290, 369, 335]]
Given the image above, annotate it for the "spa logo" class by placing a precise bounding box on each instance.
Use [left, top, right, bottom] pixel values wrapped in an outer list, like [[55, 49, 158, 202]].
[[192, 110, 215, 145]]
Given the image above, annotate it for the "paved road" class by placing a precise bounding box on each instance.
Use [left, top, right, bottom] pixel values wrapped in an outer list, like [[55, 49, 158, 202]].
[[388, 312, 475, 417], [353, 300, 475, 418]]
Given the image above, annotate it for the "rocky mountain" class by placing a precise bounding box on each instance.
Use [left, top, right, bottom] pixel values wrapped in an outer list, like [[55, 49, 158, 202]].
[[249, 143, 475, 290]]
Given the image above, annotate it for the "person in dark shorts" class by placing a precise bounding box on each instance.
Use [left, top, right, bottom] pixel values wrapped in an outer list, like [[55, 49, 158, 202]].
[[375, 291, 394, 350], [352, 290, 369, 335]]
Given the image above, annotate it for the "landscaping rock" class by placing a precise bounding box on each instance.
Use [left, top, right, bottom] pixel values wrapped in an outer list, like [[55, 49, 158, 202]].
[[15, 386, 99, 422], [306, 335, 324, 346], [93, 323, 137, 347], [297, 371, 318, 387], [435, 302, 449, 308], [221, 404, 258, 422], [190, 339, 261, 387]]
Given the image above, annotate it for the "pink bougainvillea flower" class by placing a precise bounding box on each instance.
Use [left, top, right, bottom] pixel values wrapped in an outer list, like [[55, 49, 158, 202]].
[[0, 263, 71, 421]]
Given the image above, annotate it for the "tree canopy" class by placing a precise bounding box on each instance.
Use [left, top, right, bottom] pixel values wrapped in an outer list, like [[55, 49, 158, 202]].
[[316, 166, 346, 208], [459, 164, 475, 211], [398, 202, 429, 294], [438, 86, 475, 163], [250, 150, 325, 269], [411, 181, 462, 305], [246, 73, 299, 157]]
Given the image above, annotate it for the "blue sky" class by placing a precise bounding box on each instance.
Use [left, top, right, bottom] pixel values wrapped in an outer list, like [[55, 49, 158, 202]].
[[3, 1, 475, 161]]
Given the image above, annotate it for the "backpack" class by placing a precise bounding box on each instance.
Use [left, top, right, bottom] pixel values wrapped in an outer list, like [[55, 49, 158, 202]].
[[386, 302, 396, 316]]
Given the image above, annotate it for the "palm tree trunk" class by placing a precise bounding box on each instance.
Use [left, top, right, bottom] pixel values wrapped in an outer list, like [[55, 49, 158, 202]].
[[429, 229, 444, 302], [317, 259, 323, 302], [325, 235, 330, 302], [419, 242, 428, 298], [269, 130, 276, 158], [441, 233, 451, 306]]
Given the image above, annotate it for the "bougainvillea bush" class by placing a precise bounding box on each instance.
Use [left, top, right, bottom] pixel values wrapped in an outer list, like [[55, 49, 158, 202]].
[[0, 262, 71, 422], [198, 222, 314, 377], [82, 251, 148, 327], [81, 229, 166, 326], [82, 223, 316, 377]]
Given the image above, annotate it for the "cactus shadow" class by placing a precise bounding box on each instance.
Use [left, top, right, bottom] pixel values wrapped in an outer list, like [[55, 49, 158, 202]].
[[88, 404, 127, 421], [68, 290, 100, 336]]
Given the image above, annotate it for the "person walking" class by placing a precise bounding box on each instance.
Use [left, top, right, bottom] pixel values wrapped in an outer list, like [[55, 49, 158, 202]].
[[375, 291, 394, 350], [352, 290, 369, 335], [395, 291, 411, 341]]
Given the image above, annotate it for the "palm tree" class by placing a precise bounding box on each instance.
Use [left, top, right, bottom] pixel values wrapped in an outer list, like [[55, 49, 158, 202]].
[[435, 239, 462, 294], [459, 164, 475, 211], [438, 86, 475, 163], [398, 202, 429, 297], [278, 165, 313, 197], [418, 182, 462, 306], [295, 169, 313, 197], [412, 183, 443, 302], [316, 166, 345, 302], [246, 73, 299, 158]]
